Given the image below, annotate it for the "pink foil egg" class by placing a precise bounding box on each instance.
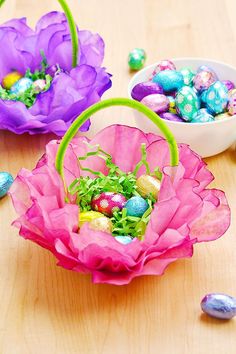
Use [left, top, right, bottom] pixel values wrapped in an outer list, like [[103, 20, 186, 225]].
[[91, 192, 127, 217], [159, 112, 184, 122], [193, 70, 216, 91], [141, 94, 169, 113], [228, 91, 236, 115], [131, 81, 163, 101], [151, 59, 176, 78]]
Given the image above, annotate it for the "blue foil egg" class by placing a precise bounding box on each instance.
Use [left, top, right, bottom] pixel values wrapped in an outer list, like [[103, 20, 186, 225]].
[[191, 108, 214, 123], [0, 172, 14, 198], [152, 70, 184, 92], [115, 236, 134, 244], [10, 78, 33, 95], [205, 81, 228, 114], [201, 293, 236, 320], [125, 196, 149, 217]]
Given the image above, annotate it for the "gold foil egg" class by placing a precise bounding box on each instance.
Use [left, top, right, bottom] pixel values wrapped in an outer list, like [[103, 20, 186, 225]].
[[2, 71, 23, 90], [214, 112, 231, 121], [136, 175, 161, 200], [79, 211, 104, 227], [90, 216, 113, 233]]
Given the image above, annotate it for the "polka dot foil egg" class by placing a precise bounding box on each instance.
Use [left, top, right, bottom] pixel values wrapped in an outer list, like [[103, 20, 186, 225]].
[[91, 192, 127, 217]]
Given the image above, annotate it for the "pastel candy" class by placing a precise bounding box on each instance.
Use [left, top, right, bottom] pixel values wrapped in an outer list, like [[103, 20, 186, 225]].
[[79, 211, 104, 227], [205, 81, 228, 114], [32, 79, 47, 93], [201, 293, 236, 320], [159, 112, 185, 122], [191, 108, 214, 123], [10, 78, 33, 95], [90, 216, 113, 233], [215, 112, 232, 121], [2, 71, 22, 90], [151, 59, 176, 77], [141, 94, 169, 113], [193, 70, 216, 91], [222, 80, 235, 91], [125, 196, 149, 217], [115, 236, 134, 244], [228, 91, 236, 115], [152, 70, 184, 92], [175, 86, 200, 121], [131, 81, 163, 101], [180, 67, 195, 86], [91, 192, 126, 217], [0, 172, 14, 198], [136, 175, 161, 200]]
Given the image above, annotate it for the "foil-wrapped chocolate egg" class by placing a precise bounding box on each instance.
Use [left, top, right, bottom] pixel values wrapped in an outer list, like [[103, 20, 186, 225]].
[[2, 71, 23, 90], [201, 293, 236, 320], [114, 236, 134, 244], [228, 91, 236, 115], [10, 78, 33, 95], [215, 112, 231, 121], [32, 79, 47, 93], [152, 70, 184, 92], [191, 108, 214, 123], [205, 81, 228, 114], [180, 67, 195, 86], [175, 86, 200, 121], [167, 96, 177, 113], [193, 70, 216, 91], [128, 48, 146, 71], [125, 196, 149, 217], [131, 81, 163, 101], [159, 112, 185, 122], [197, 65, 218, 78], [79, 211, 104, 227], [91, 192, 127, 217], [0, 172, 14, 198], [136, 175, 161, 200], [228, 88, 236, 98], [151, 59, 176, 77], [222, 80, 235, 91], [141, 94, 169, 113], [90, 216, 113, 233]]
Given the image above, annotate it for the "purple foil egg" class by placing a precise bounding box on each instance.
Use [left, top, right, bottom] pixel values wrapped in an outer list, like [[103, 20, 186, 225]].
[[159, 112, 184, 122], [141, 94, 169, 113], [222, 80, 235, 91], [201, 293, 236, 320], [193, 70, 216, 91], [131, 81, 163, 101]]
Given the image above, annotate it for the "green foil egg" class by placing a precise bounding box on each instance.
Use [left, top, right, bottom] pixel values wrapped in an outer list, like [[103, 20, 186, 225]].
[[128, 48, 146, 71], [175, 86, 200, 121], [180, 67, 195, 86]]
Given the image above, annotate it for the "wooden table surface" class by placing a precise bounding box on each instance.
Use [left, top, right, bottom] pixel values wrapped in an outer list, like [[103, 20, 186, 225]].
[[0, 1, 236, 353]]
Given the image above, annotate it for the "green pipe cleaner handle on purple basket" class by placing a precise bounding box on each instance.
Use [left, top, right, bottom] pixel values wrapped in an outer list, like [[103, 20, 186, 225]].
[[0, 0, 79, 68], [55, 98, 179, 188]]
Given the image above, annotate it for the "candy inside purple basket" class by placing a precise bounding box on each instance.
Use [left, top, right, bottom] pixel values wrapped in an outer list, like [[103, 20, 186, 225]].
[[131, 59, 236, 123]]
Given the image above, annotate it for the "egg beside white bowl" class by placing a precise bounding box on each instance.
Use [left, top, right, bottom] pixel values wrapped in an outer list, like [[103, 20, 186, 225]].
[[128, 58, 236, 157]]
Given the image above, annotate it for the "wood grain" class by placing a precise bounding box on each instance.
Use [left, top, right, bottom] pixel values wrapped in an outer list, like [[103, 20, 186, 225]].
[[0, 1, 236, 353]]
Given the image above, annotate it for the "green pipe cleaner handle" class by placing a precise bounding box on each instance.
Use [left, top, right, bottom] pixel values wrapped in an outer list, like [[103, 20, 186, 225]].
[[55, 98, 179, 187], [0, 0, 79, 68]]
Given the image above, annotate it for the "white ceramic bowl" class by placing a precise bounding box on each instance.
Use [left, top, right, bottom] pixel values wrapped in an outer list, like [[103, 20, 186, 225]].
[[128, 58, 236, 157]]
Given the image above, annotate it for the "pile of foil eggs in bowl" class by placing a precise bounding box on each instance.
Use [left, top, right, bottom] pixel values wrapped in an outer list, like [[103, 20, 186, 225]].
[[128, 58, 236, 157]]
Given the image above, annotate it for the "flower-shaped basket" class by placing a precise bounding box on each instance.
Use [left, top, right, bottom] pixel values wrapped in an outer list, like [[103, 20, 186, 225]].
[[0, 0, 111, 135], [10, 98, 231, 285]]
